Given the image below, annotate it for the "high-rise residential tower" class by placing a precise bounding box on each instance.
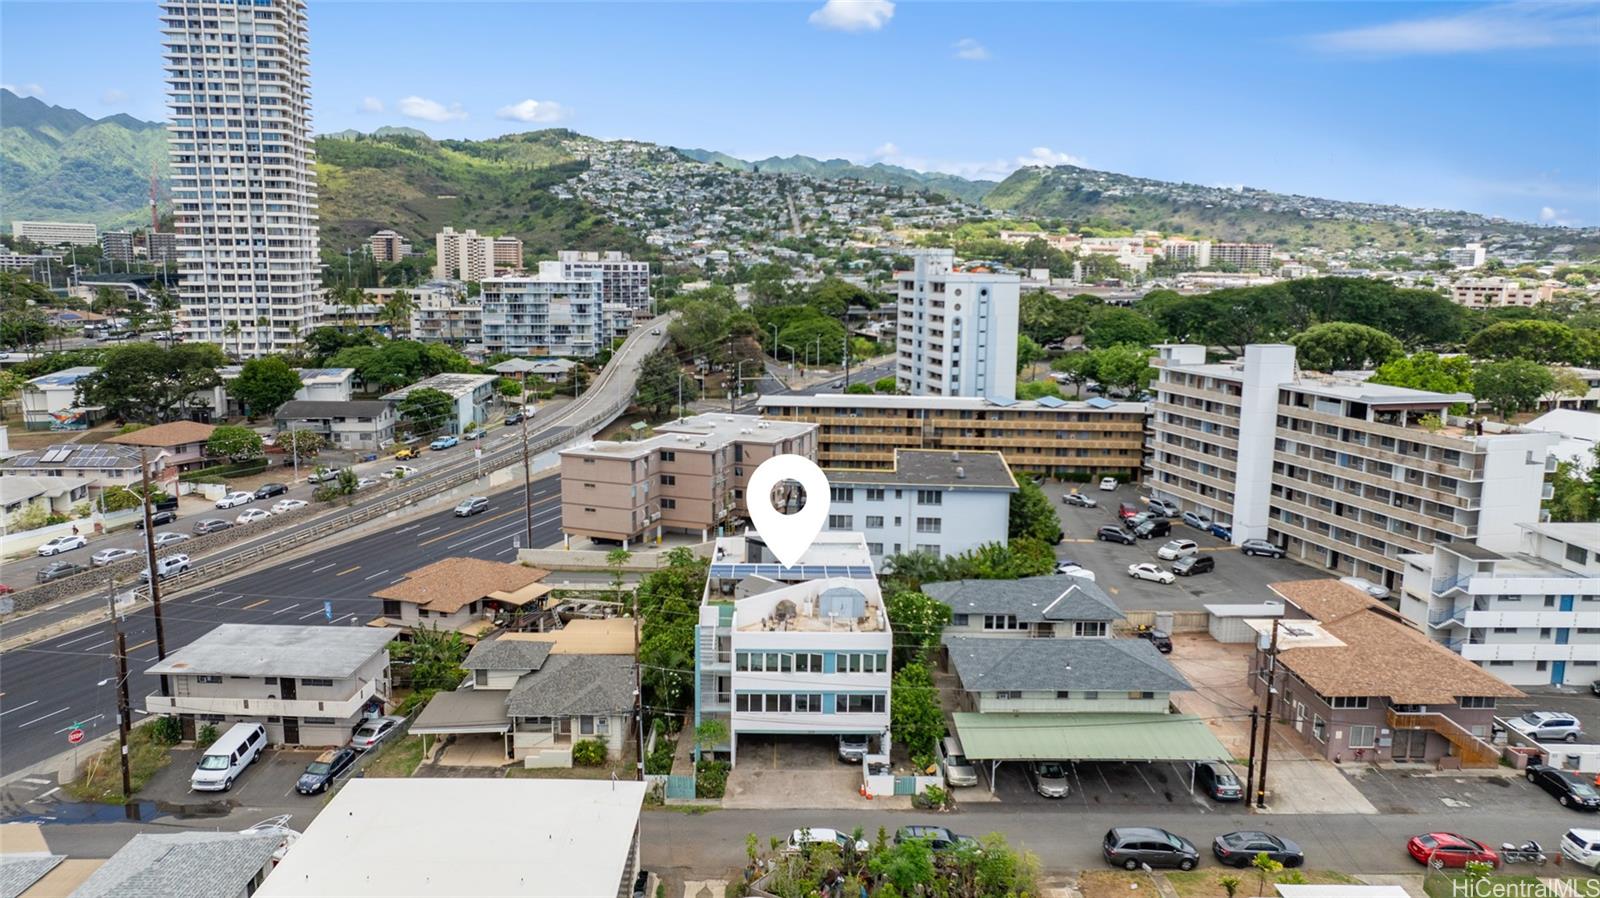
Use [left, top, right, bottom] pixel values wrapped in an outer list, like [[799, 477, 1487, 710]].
[[893, 248, 1019, 399], [162, 0, 320, 357]]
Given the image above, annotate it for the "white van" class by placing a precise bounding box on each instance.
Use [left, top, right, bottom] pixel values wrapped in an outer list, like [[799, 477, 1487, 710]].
[[191, 722, 267, 791], [939, 735, 979, 787]]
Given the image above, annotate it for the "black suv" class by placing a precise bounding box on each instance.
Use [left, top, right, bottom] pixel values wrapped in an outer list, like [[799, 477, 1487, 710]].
[[1134, 519, 1171, 539], [1103, 827, 1199, 871], [1097, 526, 1136, 546], [1173, 555, 1215, 576], [254, 483, 289, 499], [1136, 628, 1173, 654], [296, 747, 357, 795]]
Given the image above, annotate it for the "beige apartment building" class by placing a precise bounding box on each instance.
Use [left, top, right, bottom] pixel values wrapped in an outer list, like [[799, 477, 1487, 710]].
[[1449, 277, 1555, 308], [368, 229, 412, 262], [493, 236, 524, 270], [559, 414, 817, 547], [1149, 344, 1557, 592], [434, 227, 495, 282], [756, 393, 1147, 478]]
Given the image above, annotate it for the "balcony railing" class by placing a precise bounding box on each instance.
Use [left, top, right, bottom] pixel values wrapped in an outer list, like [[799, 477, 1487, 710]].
[[1431, 573, 1473, 596], [1428, 605, 1467, 628]]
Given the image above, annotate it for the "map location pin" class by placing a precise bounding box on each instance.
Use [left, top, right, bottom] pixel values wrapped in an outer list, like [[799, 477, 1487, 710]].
[[746, 454, 831, 568]]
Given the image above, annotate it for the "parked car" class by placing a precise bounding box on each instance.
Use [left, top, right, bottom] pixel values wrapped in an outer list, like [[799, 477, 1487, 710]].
[[36, 561, 87, 583], [1240, 539, 1284, 558], [454, 496, 488, 517], [1560, 828, 1600, 871], [141, 554, 191, 580], [1063, 492, 1097, 507], [1135, 627, 1173, 654], [939, 736, 978, 788], [36, 535, 87, 557], [1156, 539, 1199, 561], [1098, 477, 1118, 491], [1147, 498, 1180, 517], [355, 477, 378, 491], [306, 467, 337, 483], [193, 518, 233, 535], [190, 722, 266, 792], [429, 435, 459, 450], [92, 547, 140, 567], [787, 828, 869, 853], [1196, 762, 1243, 802], [1593, 679, 1600, 697], [382, 464, 418, 480], [1182, 511, 1212, 530], [1055, 562, 1096, 581], [215, 491, 254, 509], [1508, 711, 1584, 743], [1208, 522, 1233, 541], [253, 483, 289, 499], [394, 446, 422, 461], [1029, 761, 1070, 798], [1339, 576, 1390, 600], [1406, 833, 1498, 868], [1124, 512, 1156, 531], [1172, 555, 1215, 577], [1117, 502, 1140, 521], [1127, 563, 1175, 584], [1527, 765, 1600, 810], [153, 532, 191, 548], [894, 826, 975, 851], [1212, 831, 1302, 867], [837, 733, 869, 763], [504, 411, 525, 426], [0, 583, 13, 595], [271, 498, 308, 514], [1103, 827, 1199, 871], [1097, 526, 1136, 546], [464, 429, 483, 440], [134, 510, 178, 529], [296, 747, 358, 795], [1133, 519, 1171, 539], [236, 508, 272, 525], [348, 716, 404, 751]]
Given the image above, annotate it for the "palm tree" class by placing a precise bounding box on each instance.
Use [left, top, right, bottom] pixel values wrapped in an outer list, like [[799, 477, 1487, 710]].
[[152, 284, 181, 348], [341, 285, 365, 332], [381, 288, 414, 338], [223, 321, 241, 360]]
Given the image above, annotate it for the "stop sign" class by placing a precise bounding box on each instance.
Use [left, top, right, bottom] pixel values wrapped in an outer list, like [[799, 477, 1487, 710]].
[[67, 728, 85, 745]]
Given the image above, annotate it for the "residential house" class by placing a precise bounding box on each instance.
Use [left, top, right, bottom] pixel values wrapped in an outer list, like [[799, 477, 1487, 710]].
[[489, 357, 576, 385], [105, 420, 216, 475], [144, 624, 398, 746], [273, 400, 396, 452], [66, 832, 282, 898], [826, 449, 1016, 566], [1, 443, 144, 496], [20, 366, 103, 431], [928, 575, 1124, 639], [945, 635, 1190, 715], [372, 557, 552, 638], [0, 475, 92, 533], [382, 373, 499, 436], [1252, 579, 1522, 767]]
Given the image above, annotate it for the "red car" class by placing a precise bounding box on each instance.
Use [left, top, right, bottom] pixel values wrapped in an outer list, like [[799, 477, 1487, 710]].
[[1407, 833, 1499, 869], [0, 583, 12, 595]]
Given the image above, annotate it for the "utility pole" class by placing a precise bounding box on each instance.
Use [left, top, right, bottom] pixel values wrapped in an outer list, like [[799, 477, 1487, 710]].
[[106, 577, 133, 805], [1244, 705, 1259, 808], [842, 335, 852, 388], [137, 447, 167, 659], [519, 408, 534, 549], [1255, 619, 1281, 809], [633, 599, 645, 782]]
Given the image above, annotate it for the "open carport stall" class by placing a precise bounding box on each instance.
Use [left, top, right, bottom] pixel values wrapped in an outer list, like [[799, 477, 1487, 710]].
[[951, 712, 1232, 793], [410, 689, 513, 760]]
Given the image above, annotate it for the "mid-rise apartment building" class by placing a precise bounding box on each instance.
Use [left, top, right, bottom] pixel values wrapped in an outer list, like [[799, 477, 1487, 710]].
[[434, 227, 495, 282], [1149, 343, 1558, 592], [757, 393, 1147, 478], [1210, 242, 1274, 272], [1449, 277, 1555, 308], [481, 261, 605, 357], [11, 220, 97, 246], [162, 0, 320, 358], [101, 230, 135, 263], [825, 448, 1016, 566], [409, 286, 483, 346], [559, 413, 817, 547], [556, 250, 652, 313], [368, 229, 412, 263], [493, 236, 524, 270], [1446, 243, 1487, 270], [1159, 238, 1211, 268], [694, 532, 892, 765], [894, 248, 1019, 399], [1400, 522, 1599, 687], [146, 231, 178, 264]]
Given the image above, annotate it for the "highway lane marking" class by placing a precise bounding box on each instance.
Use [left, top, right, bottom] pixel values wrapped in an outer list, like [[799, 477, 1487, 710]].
[[396, 524, 420, 534], [287, 558, 318, 570], [241, 599, 269, 610], [311, 563, 338, 573], [335, 566, 361, 576], [127, 639, 155, 652], [296, 608, 323, 620], [361, 568, 390, 581], [216, 595, 242, 606], [424, 509, 525, 548], [17, 707, 70, 728], [496, 546, 517, 557], [81, 640, 113, 651], [417, 527, 440, 536], [272, 603, 302, 615], [54, 713, 103, 734], [38, 786, 60, 800], [55, 632, 101, 648], [0, 700, 40, 718]]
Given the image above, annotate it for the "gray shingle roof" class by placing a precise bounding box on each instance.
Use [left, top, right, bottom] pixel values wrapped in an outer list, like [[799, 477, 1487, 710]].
[[463, 637, 552, 672], [830, 449, 1017, 490], [1, 855, 64, 898], [945, 636, 1191, 693], [274, 400, 392, 419], [68, 832, 280, 898], [506, 654, 635, 718], [926, 576, 1124, 623]]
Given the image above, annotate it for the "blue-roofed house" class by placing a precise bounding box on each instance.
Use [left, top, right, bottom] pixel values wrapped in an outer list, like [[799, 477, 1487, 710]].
[[19, 366, 103, 431]]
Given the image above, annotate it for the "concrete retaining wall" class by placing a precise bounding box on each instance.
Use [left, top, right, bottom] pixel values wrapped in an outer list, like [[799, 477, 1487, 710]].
[[1122, 610, 1209, 633]]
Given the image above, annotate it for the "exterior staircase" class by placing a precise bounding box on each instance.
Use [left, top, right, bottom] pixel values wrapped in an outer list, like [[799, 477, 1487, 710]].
[[1387, 707, 1501, 768]]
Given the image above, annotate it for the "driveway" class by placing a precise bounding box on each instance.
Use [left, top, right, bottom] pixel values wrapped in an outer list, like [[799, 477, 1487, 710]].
[[723, 734, 899, 810]]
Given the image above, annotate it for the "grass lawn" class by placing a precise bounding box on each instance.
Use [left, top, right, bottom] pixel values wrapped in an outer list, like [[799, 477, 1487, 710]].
[[361, 736, 424, 778], [505, 750, 636, 781], [63, 727, 173, 803], [1422, 874, 1549, 898]]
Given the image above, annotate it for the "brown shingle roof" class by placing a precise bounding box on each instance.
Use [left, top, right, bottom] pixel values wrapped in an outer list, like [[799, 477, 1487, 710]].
[[106, 421, 217, 448], [372, 557, 551, 613], [1268, 580, 1522, 704]]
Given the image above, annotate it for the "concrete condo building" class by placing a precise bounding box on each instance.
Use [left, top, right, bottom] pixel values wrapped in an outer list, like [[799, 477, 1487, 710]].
[[1149, 343, 1557, 592], [481, 261, 606, 358], [757, 393, 1147, 479], [367, 229, 412, 263], [493, 235, 524, 270], [559, 413, 818, 548], [434, 227, 495, 282], [10, 220, 97, 246], [147, 230, 179, 264], [1400, 522, 1600, 687], [1449, 277, 1555, 309], [557, 250, 652, 312], [101, 230, 136, 263], [1209, 242, 1274, 272], [825, 448, 1017, 566], [895, 248, 1019, 399], [162, 0, 320, 357]]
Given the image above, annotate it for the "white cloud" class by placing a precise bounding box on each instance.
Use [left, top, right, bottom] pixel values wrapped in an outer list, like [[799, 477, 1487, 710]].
[[2, 82, 45, 98], [952, 38, 989, 61], [808, 0, 894, 32], [1311, 3, 1600, 55], [100, 89, 128, 105], [397, 95, 467, 123], [1539, 206, 1575, 226], [1017, 147, 1084, 168], [872, 142, 900, 158], [496, 99, 569, 123], [359, 96, 385, 114], [863, 144, 1087, 182]]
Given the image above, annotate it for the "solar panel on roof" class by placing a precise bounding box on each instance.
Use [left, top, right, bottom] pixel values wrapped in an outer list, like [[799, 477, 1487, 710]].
[[1085, 397, 1116, 409], [708, 563, 874, 580], [1034, 396, 1067, 408], [986, 397, 1019, 407]]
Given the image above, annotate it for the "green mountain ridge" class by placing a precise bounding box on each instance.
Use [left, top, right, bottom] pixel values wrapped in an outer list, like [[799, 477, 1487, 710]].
[[1, 88, 168, 229], [674, 146, 997, 203]]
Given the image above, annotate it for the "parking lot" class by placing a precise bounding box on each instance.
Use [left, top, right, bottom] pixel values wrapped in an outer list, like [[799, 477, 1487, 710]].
[[140, 746, 329, 811], [723, 734, 870, 810], [980, 759, 1228, 812], [1052, 482, 1320, 613]]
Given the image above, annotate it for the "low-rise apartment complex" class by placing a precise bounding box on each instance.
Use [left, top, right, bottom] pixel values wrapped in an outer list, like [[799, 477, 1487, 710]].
[[757, 393, 1147, 478], [382, 372, 499, 435], [1450, 277, 1555, 308], [559, 413, 817, 547], [825, 448, 1016, 566], [273, 400, 396, 451], [1149, 343, 1557, 592], [11, 220, 97, 246], [1400, 522, 1600, 687]]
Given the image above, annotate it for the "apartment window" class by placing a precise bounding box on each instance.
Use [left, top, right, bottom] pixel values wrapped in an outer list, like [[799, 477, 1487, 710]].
[[1080, 691, 1099, 700], [196, 675, 222, 685], [795, 693, 824, 712], [1330, 696, 1369, 710], [660, 451, 675, 462], [916, 517, 941, 534], [303, 718, 336, 725], [984, 614, 1023, 631], [994, 691, 1022, 700], [952, 614, 969, 627], [1348, 725, 1377, 749], [1128, 691, 1155, 700], [828, 515, 852, 529], [1074, 621, 1108, 638], [1056, 691, 1072, 699], [301, 678, 334, 687], [1492, 626, 1518, 634], [916, 544, 940, 554], [792, 653, 823, 673], [1488, 660, 1514, 667], [830, 487, 854, 503], [834, 693, 886, 714], [865, 516, 884, 529], [1568, 544, 1590, 565], [1459, 696, 1496, 709], [659, 498, 676, 510], [660, 474, 675, 486], [916, 490, 942, 505], [865, 488, 885, 502], [1311, 715, 1327, 742]]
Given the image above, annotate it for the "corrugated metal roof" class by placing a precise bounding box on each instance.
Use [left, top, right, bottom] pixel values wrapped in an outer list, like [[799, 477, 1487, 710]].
[[951, 712, 1229, 762]]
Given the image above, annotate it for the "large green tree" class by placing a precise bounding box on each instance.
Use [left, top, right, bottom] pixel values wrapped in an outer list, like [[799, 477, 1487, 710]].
[[76, 342, 228, 423], [206, 425, 264, 461], [1090, 344, 1156, 392], [1545, 446, 1599, 524], [1467, 320, 1580, 364], [1015, 335, 1045, 378], [1473, 359, 1555, 420], [396, 387, 455, 435], [635, 547, 706, 710], [1018, 290, 1094, 345], [1289, 322, 1404, 372], [1085, 306, 1161, 349], [1369, 352, 1475, 394], [231, 356, 303, 418], [1008, 477, 1062, 545], [891, 663, 944, 767], [634, 347, 694, 419], [883, 590, 952, 667]]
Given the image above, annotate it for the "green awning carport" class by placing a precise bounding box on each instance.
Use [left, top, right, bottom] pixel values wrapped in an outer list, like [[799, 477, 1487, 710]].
[[951, 712, 1232, 793]]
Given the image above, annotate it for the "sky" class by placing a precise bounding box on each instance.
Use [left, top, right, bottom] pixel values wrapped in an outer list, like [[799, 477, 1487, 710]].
[[3, 1, 1597, 226]]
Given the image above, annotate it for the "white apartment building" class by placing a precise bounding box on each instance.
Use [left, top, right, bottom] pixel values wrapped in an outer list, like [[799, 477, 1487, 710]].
[[1450, 277, 1555, 308], [368, 229, 412, 262], [1159, 238, 1211, 268], [162, 0, 320, 358], [1149, 343, 1557, 592], [101, 230, 136, 263], [1446, 243, 1487, 270], [694, 532, 892, 765], [1210, 242, 1274, 272], [408, 284, 483, 346], [825, 448, 1017, 567], [481, 261, 605, 357], [434, 227, 495, 282], [1400, 523, 1600, 688], [894, 248, 1019, 399], [556, 250, 652, 313], [11, 221, 97, 246]]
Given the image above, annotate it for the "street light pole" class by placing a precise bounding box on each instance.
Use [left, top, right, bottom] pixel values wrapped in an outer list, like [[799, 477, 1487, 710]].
[[520, 407, 534, 549]]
